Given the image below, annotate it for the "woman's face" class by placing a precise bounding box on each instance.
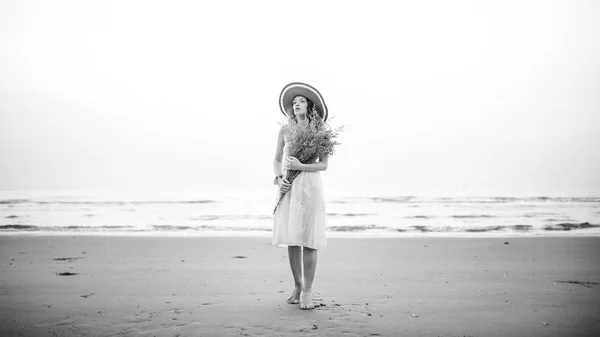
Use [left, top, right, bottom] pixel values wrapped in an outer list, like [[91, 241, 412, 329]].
[[292, 95, 308, 117]]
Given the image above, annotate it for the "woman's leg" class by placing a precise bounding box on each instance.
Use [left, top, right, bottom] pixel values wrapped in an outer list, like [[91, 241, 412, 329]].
[[300, 247, 317, 309], [287, 245, 303, 304]]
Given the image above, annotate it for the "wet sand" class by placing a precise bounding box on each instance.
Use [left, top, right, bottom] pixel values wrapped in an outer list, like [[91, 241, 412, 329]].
[[1, 235, 599, 336]]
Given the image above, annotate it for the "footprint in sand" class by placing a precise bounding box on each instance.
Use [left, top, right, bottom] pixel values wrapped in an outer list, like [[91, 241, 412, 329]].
[[125, 309, 163, 323], [169, 308, 185, 315], [318, 301, 375, 326], [54, 257, 84, 262], [199, 302, 218, 306]]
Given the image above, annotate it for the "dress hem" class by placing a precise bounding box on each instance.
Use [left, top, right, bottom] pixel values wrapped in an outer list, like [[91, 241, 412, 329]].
[[271, 242, 326, 251]]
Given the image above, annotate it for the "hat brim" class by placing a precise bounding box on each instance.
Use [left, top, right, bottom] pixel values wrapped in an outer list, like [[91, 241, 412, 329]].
[[279, 82, 328, 121]]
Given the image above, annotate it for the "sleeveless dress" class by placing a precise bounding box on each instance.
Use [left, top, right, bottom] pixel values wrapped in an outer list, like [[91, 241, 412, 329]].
[[273, 139, 327, 251]]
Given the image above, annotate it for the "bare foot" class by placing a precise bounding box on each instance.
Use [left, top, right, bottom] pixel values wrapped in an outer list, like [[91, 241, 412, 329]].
[[287, 287, 301, 304], [300, 289, 314, 310]]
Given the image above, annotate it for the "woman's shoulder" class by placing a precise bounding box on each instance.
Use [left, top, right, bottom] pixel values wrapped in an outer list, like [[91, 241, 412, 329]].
[[278, 125, 290, 136], [277, 126, 288, 143]]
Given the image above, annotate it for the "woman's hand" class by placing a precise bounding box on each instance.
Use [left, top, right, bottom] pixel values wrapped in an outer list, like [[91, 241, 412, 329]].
[[277, 177, 291, 193], [286, 156, 304, 171]]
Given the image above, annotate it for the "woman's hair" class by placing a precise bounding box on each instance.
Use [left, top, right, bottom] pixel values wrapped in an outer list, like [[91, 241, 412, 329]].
[[288, 96, 321, 126]]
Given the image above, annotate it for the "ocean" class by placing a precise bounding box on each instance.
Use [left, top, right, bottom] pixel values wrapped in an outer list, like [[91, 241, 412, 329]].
[[1, 190, 599, 237]]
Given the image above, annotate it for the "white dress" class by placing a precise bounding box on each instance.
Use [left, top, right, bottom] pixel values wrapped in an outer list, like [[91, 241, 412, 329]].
[[273, 141, 327, 251]]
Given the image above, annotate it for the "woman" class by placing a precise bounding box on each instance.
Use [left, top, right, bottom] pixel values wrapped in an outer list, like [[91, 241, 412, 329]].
[[272, 82, 329, 310]]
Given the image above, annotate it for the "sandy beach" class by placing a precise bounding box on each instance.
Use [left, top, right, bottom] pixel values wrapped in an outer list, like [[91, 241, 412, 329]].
[[1, 235, 599, 336]]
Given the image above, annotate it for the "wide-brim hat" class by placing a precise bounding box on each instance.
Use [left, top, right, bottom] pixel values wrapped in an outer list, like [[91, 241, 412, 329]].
[[279, 82, 328, 121]]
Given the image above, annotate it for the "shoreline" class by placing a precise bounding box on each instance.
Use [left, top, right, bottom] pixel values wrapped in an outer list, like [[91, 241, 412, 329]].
[[2, 235, 599, 336], [1, 230, 600, 238]]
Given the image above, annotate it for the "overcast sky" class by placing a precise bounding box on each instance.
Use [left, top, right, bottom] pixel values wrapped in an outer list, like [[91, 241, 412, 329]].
[[1, 0, 598, 197]]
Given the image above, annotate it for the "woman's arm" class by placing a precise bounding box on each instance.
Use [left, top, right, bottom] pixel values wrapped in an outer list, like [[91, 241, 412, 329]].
[[273, 127, 285, 177], [273, 127, 291, 191], [287, 154, 329, 172]]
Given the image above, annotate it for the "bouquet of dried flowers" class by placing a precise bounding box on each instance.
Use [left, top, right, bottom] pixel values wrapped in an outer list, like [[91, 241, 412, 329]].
[[273, 113, 343, 214]]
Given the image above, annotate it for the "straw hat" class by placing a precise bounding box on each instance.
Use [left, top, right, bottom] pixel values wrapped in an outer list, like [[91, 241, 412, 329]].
[[279, 82, 328, 121]]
